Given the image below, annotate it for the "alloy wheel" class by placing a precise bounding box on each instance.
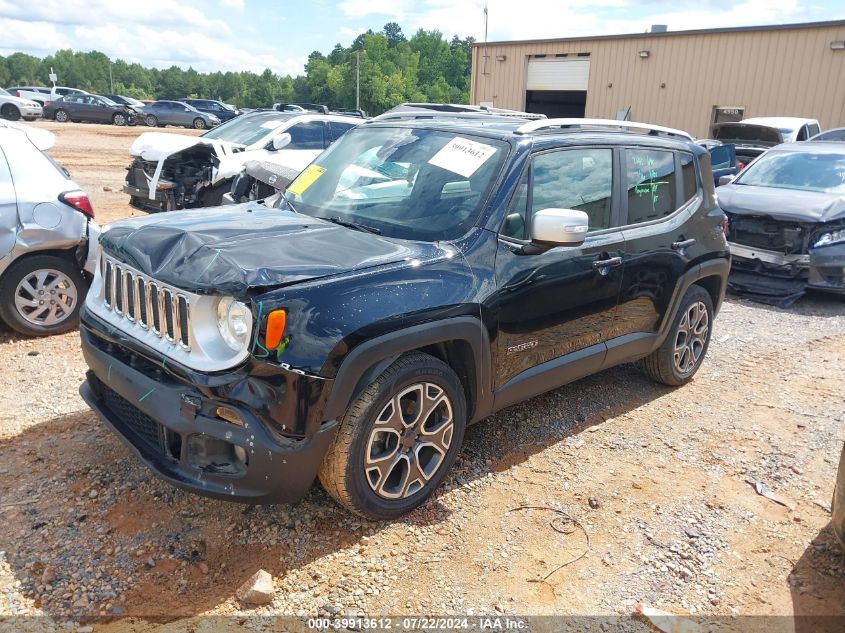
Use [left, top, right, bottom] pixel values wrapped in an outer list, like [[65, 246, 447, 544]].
[[673, 301, 709, 374], [14, 268, 78, 327], [364, 382, 454, 500], [113, 113, 126, 126], [55, 110, 68, 122]]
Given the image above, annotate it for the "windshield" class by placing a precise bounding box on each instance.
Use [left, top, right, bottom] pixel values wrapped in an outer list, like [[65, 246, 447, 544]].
[[285, 126, 509, 241], [99, 96, 117, 106], [714, 124, 783, 144], [736, 150, 845, 194], [201, 112, 292, 145]]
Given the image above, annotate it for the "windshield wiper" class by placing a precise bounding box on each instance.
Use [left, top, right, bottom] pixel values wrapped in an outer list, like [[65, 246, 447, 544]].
[[323, 216, 381, 235]]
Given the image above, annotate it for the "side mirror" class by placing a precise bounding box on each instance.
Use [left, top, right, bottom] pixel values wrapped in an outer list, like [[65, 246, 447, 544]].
[[718, 175, 735, 187], [530, 208, 589, 247], [272, 133, 292, 151]]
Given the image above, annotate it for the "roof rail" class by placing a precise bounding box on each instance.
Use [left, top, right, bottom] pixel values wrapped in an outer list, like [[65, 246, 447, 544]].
[[373, 103, 546, 122], [370, 111, 534, 123], [515, 118, 693, 140]]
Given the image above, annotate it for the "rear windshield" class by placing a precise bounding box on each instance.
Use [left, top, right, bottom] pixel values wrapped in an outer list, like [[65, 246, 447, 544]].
[[715, 124, 782, 144], [736, 150, 845, 194]]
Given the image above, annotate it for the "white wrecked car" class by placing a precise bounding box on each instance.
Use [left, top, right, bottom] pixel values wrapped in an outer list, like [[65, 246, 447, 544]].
[[122, 111, 361, 211]]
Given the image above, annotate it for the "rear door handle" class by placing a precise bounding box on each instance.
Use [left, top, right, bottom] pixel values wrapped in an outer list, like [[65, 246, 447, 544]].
[[672, 238, 697, 250], [592, 256, 622, 269]]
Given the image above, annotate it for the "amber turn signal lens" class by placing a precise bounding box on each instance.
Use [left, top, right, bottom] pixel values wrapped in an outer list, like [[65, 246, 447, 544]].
[[265, 309, 287, 349]]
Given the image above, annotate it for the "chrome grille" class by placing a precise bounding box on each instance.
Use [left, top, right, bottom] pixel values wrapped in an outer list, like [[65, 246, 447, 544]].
[[102, 257, 190, 349]]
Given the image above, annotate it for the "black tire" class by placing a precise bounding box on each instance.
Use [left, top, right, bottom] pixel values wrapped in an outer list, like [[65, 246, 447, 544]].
[[112, 112, 127, 126], [145, 114, 158, 127], [192, 117, 206, 130], [640, 285, 714, 386], [0, 255, 86, 337], [319, 352, 467, 520], [54, 109, 69, 123], [0, 104, 21, 121]]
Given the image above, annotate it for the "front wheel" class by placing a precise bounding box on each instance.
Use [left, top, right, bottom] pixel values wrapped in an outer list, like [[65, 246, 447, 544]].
[[319, 352, 467, 520], [54, 109, 69, 123], [112, 112, 127, 126], [640, 285, 714, 386], [192, 117, 206, 130], [0, 255, 86, 336], [0, 104, 21, 121]]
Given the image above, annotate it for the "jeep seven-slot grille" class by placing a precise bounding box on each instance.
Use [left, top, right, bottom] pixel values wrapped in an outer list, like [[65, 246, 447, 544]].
[[101, 257, 191, 349]]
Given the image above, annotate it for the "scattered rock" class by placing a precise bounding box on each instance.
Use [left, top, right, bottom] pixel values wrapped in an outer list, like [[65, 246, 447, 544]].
[[236, 569, 275, 605], [588, 496, 600, 509]]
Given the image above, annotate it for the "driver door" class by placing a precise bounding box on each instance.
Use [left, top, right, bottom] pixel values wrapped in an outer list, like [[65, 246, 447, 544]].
[[493, 146, 625, 392]]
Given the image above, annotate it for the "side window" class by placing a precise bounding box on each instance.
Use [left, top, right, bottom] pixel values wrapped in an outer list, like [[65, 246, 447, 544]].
[[328, 122, 356, 143], [625, 148, 677, 224], [287, 122, 326, 149], [680, 153, 698, 203], [532, 148, 613, 231], [808, 123, 820, 138], [796, 125, 809, 142]]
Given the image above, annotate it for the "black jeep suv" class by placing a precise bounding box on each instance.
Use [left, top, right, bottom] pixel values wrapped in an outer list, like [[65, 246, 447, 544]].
[[79, 115, 730, 519]]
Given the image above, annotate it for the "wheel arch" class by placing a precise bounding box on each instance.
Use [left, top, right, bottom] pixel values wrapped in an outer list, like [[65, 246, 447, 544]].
[[323, 317, 492, 425], [0, 246, 82, 283]]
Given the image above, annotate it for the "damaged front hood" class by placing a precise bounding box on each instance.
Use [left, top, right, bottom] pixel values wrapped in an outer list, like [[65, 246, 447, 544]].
[[718, 184, 845, 223], [98, 204, 437, 295], [215, 148, 319, 182], [129, 132, 244, 162]]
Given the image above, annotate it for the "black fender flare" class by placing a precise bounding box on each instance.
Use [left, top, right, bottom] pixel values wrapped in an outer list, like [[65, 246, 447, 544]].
[[323, 316, 492, 423]]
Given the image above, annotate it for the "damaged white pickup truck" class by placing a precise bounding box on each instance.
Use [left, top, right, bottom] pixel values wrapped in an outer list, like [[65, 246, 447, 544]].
[[123, 110, 361, 211]]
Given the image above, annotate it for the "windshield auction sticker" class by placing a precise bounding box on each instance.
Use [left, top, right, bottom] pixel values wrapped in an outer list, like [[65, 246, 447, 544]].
[[428, 137, 498, 178], [287, 164, 327, 196]]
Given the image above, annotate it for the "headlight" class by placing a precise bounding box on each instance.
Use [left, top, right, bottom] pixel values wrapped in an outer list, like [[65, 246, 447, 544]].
[[814, 229, 845, 248], [216, 297, 252, 351]]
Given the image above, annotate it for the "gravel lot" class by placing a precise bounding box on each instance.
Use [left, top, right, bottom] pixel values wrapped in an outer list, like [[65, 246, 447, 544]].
[[1, 121, 844, 629]]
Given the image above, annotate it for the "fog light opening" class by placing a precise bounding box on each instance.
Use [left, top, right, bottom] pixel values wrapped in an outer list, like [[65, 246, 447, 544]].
[[215, 405, 244, 426]]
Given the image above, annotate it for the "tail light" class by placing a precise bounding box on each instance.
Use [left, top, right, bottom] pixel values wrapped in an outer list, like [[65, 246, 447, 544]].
[[44, 101, 51, 107], [15, 90, 21, 97], [722, 215, 729, 238], [59, 190, 94, 218], [737, 161, 746, 170]]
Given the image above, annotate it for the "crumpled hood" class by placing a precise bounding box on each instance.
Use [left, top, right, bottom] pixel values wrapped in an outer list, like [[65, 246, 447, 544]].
[[129, 132, 244, 162], [98, 204, 439, 296], [718, 184, 845, 223]]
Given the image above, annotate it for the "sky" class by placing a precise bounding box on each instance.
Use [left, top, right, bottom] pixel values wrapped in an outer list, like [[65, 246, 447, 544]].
[[1, 0, 843, 77]]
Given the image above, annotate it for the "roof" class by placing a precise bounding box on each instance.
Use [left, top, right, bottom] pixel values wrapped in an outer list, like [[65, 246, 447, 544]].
[[767, 141, 845, 154], [741, 117, 819, 129], [472, 19, 845, 48], [365, 116, 700, 153]]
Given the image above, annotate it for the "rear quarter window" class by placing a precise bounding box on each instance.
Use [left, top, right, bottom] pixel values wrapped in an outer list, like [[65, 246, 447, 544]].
[[680, 152, 698, 202], [625, 148, 677, 224]]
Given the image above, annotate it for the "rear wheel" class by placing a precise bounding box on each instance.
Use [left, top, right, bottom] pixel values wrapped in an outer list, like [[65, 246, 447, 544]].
[[640, 285, 714, 386], [112, 112, 127, 126], [319, 352, 467, 520], [144, 114, 158, 127], [0, 255, 86, 337], [192, 117, 206, 130], [0, 104, 21, 121], [54, 109, 69, 123]]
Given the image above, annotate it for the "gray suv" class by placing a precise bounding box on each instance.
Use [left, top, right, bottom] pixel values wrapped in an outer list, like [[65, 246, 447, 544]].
[[142, 101, 220, 129]]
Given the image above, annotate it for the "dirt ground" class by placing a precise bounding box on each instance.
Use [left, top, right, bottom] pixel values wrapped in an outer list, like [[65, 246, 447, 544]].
[[0, 121, 844, 631]]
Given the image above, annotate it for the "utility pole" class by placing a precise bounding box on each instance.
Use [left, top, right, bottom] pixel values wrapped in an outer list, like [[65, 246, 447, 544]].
[[109, 62, 114, 93], [355, 52, 360, 111]]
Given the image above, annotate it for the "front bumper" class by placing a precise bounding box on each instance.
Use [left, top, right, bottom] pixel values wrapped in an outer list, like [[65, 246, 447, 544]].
[[79, 309, 338, 504], [729, 241, 845, 294]]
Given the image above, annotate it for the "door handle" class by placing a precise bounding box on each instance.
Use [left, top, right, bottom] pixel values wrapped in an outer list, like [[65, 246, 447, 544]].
[[672, 238, 697, 250], [592, 256, 622, 269]]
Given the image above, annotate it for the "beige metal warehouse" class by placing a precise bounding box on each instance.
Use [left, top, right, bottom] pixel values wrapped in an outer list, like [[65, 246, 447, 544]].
[[470, 20, 845, 138]]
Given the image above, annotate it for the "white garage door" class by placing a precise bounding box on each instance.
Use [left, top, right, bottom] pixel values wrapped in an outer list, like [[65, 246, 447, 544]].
[[526, 57, 590, 91]]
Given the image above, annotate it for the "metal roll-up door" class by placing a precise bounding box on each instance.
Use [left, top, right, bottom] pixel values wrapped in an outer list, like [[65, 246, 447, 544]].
[[526, 57, 590, 91]]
